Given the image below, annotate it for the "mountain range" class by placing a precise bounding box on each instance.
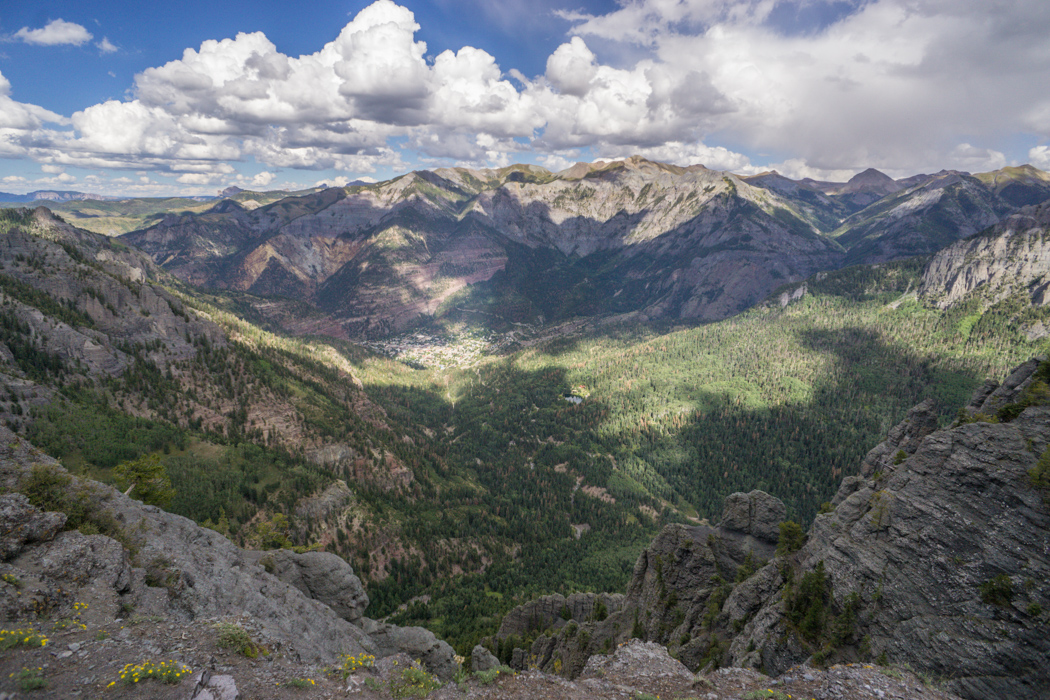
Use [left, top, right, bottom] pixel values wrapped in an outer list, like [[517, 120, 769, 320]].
[[0, 189, 120, 203], [1, 157, 1049, 699], [120, 158, 1050, 339]]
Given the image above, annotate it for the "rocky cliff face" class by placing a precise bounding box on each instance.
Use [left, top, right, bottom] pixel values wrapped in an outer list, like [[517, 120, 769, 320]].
[[728, 358, 1050, 700], [497, 490, 784, 676], [920, 202, 1050, 309], [497, 361, 1050, 700]]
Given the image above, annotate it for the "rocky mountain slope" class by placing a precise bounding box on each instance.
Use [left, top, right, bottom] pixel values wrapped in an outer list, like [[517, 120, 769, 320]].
[[121, 159, 1050, 340], [921, 202, 1050, 309], [0, 189, 118, 203], [0, 207, 393, 467], [124, 157, 844, 337], [493, 359, 1050, 700], [974, 164, 1050, 208], [832, 170, 1014, 265]]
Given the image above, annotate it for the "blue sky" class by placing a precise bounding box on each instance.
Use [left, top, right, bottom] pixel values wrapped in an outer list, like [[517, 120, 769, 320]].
[[1, 0, 1048, 196]]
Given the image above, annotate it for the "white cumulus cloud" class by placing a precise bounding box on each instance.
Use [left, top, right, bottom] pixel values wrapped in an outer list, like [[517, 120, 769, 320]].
[[15, 19, 93, 47], [1, 0, 1049, 195]]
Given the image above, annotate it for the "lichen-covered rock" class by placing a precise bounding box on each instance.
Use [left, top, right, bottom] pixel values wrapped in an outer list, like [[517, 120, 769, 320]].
[[472, 644, 501, 672], [0, 493, 65, 559], [360, 617, 460, 680], [246, 548, 368, 625]]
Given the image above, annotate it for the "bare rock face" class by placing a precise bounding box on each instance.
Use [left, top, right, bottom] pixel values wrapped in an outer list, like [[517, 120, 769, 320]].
[[729, 359, 1050, 700], [859, 398, 940, 476], [0, 493, 65, 559], [246, 549, 369, 625], [921, 203, 1050, 309], [496, 591, 624, 641]]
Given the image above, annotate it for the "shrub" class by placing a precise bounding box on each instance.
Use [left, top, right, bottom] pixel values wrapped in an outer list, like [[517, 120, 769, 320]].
[[980, 574, 1014, 606], [335, 652, 375, 679], [786, 561, 828, 643], [474, 665, 512, 685], [1029, 447, 1050, 501], [18, 464, 136, 552], [114, 454, 175, 508], [389, 662, 442, 698], [743, 690, 790, 700], [214, 622, 263, 658]]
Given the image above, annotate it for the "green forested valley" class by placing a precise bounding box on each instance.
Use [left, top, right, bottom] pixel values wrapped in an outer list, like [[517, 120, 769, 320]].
[[2, 207, 1048, 656]]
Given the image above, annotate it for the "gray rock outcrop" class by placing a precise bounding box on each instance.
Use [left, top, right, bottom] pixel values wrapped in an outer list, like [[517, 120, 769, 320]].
[[0, 425, 467, 672], [728, 359, 1050, 700], [718, 489, 786, 542], [0, 493, 65, 559], [499, 492, 783, 677], [360, 617, 460, 680], [246, 548, 369, 625], [859, 398, 940, 476], [471, 644, 501, 672], [496, 592, 624, 641]]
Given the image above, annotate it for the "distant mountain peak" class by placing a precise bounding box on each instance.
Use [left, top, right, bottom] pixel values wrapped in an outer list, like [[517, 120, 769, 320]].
[[840, 168, 901, 195]]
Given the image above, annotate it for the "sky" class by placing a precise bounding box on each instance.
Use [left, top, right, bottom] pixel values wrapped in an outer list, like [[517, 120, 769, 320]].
[[1, 0, 1049, 197]]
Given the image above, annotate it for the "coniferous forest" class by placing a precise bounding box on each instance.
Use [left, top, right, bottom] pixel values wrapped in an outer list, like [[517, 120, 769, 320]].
[[3, 208, 1048, 654]]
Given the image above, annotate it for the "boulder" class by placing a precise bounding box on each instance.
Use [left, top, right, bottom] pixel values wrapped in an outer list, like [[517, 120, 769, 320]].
[[247, 549, 368, 625], [0, 493, 65, 560], [360, 618, 460, 680], [471, 644, 501, 673], [718, 490, 785, 542]]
